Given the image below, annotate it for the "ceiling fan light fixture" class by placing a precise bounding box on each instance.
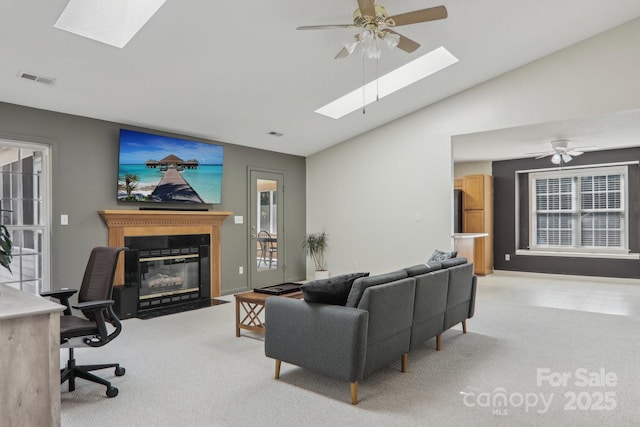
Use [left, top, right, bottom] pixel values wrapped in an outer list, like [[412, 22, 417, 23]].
[[383, 32, 400, 49], [551, 154, 562, 165], [363, 39, 381, 59], [343, 37, 360, 55], [360, 29, 374, 41]]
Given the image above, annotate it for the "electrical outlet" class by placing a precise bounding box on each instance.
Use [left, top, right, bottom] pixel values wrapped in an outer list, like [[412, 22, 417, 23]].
[[60, 214, 69, 225], [505, 254, 510, 261]]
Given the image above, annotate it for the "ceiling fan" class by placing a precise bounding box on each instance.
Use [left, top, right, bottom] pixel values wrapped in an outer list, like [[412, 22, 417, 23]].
[[527, 139, 598, 164], [297, 1, 448, 59]]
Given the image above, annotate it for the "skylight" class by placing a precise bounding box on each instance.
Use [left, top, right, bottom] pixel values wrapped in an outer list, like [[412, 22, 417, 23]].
[[315, 47, 459, 119], [54, 0, 166, 48]]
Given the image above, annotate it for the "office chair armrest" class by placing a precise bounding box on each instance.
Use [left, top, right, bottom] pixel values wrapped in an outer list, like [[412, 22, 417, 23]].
[[72, 300, 119, 347], [41, 288, 78, 315], [72, 299, 114, 311]]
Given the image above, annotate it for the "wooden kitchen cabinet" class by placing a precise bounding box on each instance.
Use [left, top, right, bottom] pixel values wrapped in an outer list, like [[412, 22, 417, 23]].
[[462, 174, 493, 275], [462, 174, 489, 210]]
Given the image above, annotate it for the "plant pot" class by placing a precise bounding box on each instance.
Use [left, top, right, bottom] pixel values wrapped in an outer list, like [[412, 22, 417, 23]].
[[314, 270, 329, 280]]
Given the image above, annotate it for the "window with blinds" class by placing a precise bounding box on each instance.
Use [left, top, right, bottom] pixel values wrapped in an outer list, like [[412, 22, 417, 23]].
[[530, 166, 627, 253]]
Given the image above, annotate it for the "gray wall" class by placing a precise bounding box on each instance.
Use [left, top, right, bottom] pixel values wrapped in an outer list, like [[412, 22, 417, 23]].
[[493, 147, 640, 278], [0, 102, 306, 295]]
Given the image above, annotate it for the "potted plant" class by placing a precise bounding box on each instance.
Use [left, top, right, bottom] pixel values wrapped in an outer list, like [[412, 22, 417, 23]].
[[0, 209, 12, 274], [302, 231, 329, 279]]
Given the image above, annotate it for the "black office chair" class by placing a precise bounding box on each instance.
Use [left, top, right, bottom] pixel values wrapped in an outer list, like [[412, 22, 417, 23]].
[[41, 246, 126, 398]]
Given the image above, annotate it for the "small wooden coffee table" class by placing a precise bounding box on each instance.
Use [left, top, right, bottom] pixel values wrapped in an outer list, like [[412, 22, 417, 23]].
[[234, 290, 303, 337]]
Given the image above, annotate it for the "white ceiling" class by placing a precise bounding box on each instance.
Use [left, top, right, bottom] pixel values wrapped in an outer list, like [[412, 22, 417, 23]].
[[3, 1, 640, 157], [453, 109, 640, 162]]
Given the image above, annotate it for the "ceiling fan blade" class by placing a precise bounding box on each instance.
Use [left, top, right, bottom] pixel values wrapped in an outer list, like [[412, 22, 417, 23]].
[[388, 6, 448, 27], [388, 30, 420, 53], [525, 150, 551, 155], [534, 153, 553, 159], [571, 145, 599, 152], [567, 150, 583, 156], [335, 47, 350, 59], [358, 0, 375, 17], [297, 24, 354, 30]]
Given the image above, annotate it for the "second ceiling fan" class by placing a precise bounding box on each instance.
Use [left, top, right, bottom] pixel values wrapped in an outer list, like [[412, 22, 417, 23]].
[[297, 1, 448, 59], [528, 139, 598, 164]]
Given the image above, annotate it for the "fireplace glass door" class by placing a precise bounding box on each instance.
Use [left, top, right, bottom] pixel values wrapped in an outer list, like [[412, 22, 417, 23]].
[[139, 254, 199, 299]]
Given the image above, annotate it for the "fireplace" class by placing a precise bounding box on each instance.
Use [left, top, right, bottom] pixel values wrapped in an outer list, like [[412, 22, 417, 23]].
[[124, 234, 210, 313], [98, 209, 232, 318]]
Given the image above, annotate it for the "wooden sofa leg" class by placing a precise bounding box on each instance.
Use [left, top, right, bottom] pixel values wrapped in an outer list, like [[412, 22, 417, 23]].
[[275, 360, 281, 379], [401, 353, 408, 373], [351, 382, 358, 405], [462, 320, 467, 334], [436, 334, 442, 351]]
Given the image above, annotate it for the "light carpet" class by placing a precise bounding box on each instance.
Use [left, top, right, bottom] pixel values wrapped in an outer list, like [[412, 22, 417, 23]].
[[60, 292, 640, 426]]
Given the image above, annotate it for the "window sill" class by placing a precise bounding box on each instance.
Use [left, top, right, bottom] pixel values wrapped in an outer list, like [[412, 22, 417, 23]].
[[515, 250, 640, 260]]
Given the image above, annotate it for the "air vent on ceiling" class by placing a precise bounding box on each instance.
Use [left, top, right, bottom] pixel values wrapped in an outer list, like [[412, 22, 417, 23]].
[[18, 71, 56, 86], [268, 131, 284, 137]]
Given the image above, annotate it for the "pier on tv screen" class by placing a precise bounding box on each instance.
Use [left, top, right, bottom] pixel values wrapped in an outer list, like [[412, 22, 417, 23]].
[[117, 129, 224, 204]]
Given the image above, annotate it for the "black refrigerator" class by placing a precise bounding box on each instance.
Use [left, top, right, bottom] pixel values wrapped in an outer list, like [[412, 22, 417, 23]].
[[453, 189, 463, 233]]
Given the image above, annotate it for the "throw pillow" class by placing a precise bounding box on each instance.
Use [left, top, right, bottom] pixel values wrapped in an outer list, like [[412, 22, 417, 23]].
[[301, 272, 369, 306], [427, 249, 457, 263]]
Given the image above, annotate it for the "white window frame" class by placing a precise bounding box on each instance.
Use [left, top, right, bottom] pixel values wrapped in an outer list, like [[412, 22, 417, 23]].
[[0, 139, 52, 294], [528, 165, 629, 255]]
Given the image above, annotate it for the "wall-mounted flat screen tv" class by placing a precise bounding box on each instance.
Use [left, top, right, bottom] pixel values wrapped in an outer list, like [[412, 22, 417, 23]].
[[117, 129, 224, 204]]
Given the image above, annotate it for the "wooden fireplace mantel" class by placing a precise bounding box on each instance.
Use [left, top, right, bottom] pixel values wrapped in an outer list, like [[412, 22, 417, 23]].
[[98, 209, 232, 297]]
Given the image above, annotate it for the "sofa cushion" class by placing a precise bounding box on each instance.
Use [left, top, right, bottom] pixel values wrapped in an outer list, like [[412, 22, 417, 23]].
[[345, 270, 409, 308], [403, 262, 442, 277], [427, 249, 457, 263], [441, 257, 467, 268], [301, 272, 369, 305], [444, 263, 475, 330], [410, 269, 449, 350]]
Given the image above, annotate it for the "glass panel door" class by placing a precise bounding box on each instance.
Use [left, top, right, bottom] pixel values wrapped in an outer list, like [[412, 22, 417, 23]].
[[249, 169, 284, 287]]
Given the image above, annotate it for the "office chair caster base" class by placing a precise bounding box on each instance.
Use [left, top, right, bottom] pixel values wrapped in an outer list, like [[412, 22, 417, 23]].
[[106, 386, 119, 398], [115, 366, 126, 376]]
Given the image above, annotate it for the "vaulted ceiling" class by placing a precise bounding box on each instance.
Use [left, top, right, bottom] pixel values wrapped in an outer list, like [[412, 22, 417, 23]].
[[3, 1, 640, 157]]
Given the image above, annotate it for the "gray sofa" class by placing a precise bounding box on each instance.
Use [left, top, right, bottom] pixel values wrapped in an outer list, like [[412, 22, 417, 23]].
[[264, 258, 477, 404]]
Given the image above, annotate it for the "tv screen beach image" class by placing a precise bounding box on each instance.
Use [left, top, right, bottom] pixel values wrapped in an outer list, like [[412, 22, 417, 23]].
[[117, 130, 224, 204]]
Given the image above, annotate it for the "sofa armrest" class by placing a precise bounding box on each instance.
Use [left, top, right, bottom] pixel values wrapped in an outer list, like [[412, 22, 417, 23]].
[[468, 275, 477, 318], [265, 297, 369, 383]]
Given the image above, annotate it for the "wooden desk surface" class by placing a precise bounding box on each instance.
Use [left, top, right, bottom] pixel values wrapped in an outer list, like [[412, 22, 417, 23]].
[[0, 285, 64, 320]]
